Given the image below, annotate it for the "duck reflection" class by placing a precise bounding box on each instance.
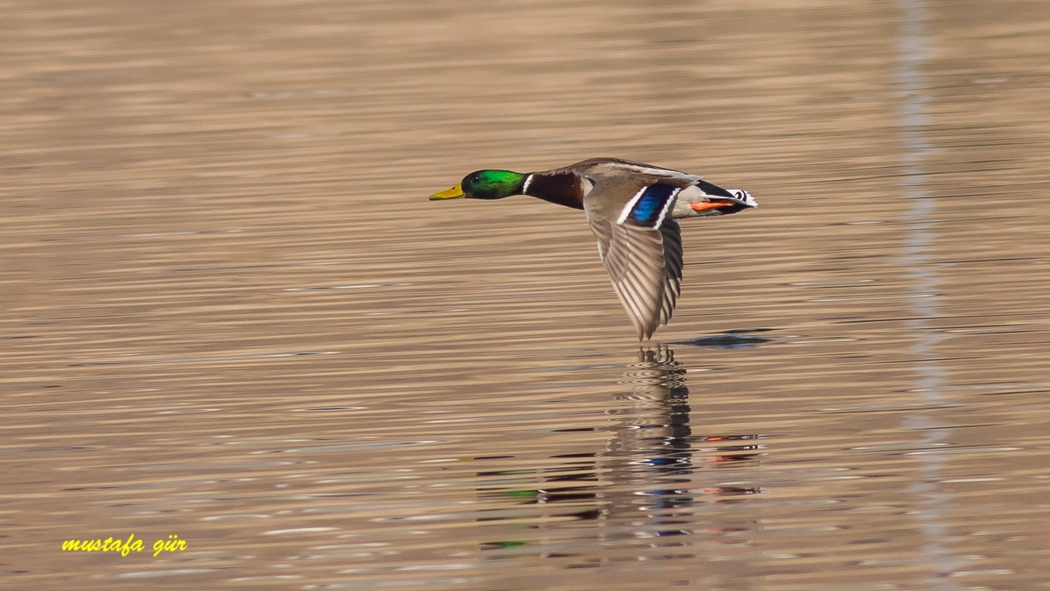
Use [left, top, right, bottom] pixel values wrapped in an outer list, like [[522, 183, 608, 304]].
[[477, 346, 762, 561], [602, 346, 761, 546]]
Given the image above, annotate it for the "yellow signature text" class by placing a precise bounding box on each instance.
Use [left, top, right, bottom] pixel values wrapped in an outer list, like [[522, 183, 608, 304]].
[[61, 534, 186, 557], [152, 534, 186, 557]]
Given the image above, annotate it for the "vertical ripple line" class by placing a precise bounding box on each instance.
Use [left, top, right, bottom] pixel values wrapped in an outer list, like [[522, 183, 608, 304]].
[[894, 0, 966, 585]]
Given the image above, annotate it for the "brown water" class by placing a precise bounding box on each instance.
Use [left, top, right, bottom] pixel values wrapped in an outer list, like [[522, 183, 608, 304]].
[[3, 0, 1050, 589]]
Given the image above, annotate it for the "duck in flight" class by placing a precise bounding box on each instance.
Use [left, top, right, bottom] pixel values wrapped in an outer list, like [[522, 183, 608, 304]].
[[430, 158, 757, 340]]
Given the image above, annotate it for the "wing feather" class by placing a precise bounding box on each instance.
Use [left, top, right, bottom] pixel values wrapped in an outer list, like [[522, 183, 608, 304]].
[[658, 220, 684, 326], [588, 218, 685, 340]]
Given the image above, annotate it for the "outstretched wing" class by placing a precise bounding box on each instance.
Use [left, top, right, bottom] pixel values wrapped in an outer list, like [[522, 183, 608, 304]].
[[590, 217, 684, 340]]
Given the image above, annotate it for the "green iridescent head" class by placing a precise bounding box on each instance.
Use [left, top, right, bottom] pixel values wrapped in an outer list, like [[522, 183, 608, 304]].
[[430, 170, 527, 201]]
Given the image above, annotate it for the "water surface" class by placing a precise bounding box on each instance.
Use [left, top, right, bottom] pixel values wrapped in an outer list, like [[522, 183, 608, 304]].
[[3, 0, 1050, 589]]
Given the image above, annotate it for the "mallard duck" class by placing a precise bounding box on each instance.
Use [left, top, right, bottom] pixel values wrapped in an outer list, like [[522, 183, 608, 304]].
[[430, 158, 757, 340]]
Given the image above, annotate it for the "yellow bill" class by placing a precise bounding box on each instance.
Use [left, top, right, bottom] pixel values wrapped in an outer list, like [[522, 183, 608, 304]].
[[429, 183, 465, 200]]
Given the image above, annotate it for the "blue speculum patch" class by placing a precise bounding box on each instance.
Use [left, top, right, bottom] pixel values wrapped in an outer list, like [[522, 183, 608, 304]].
[[628, 184, 678, 227]]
